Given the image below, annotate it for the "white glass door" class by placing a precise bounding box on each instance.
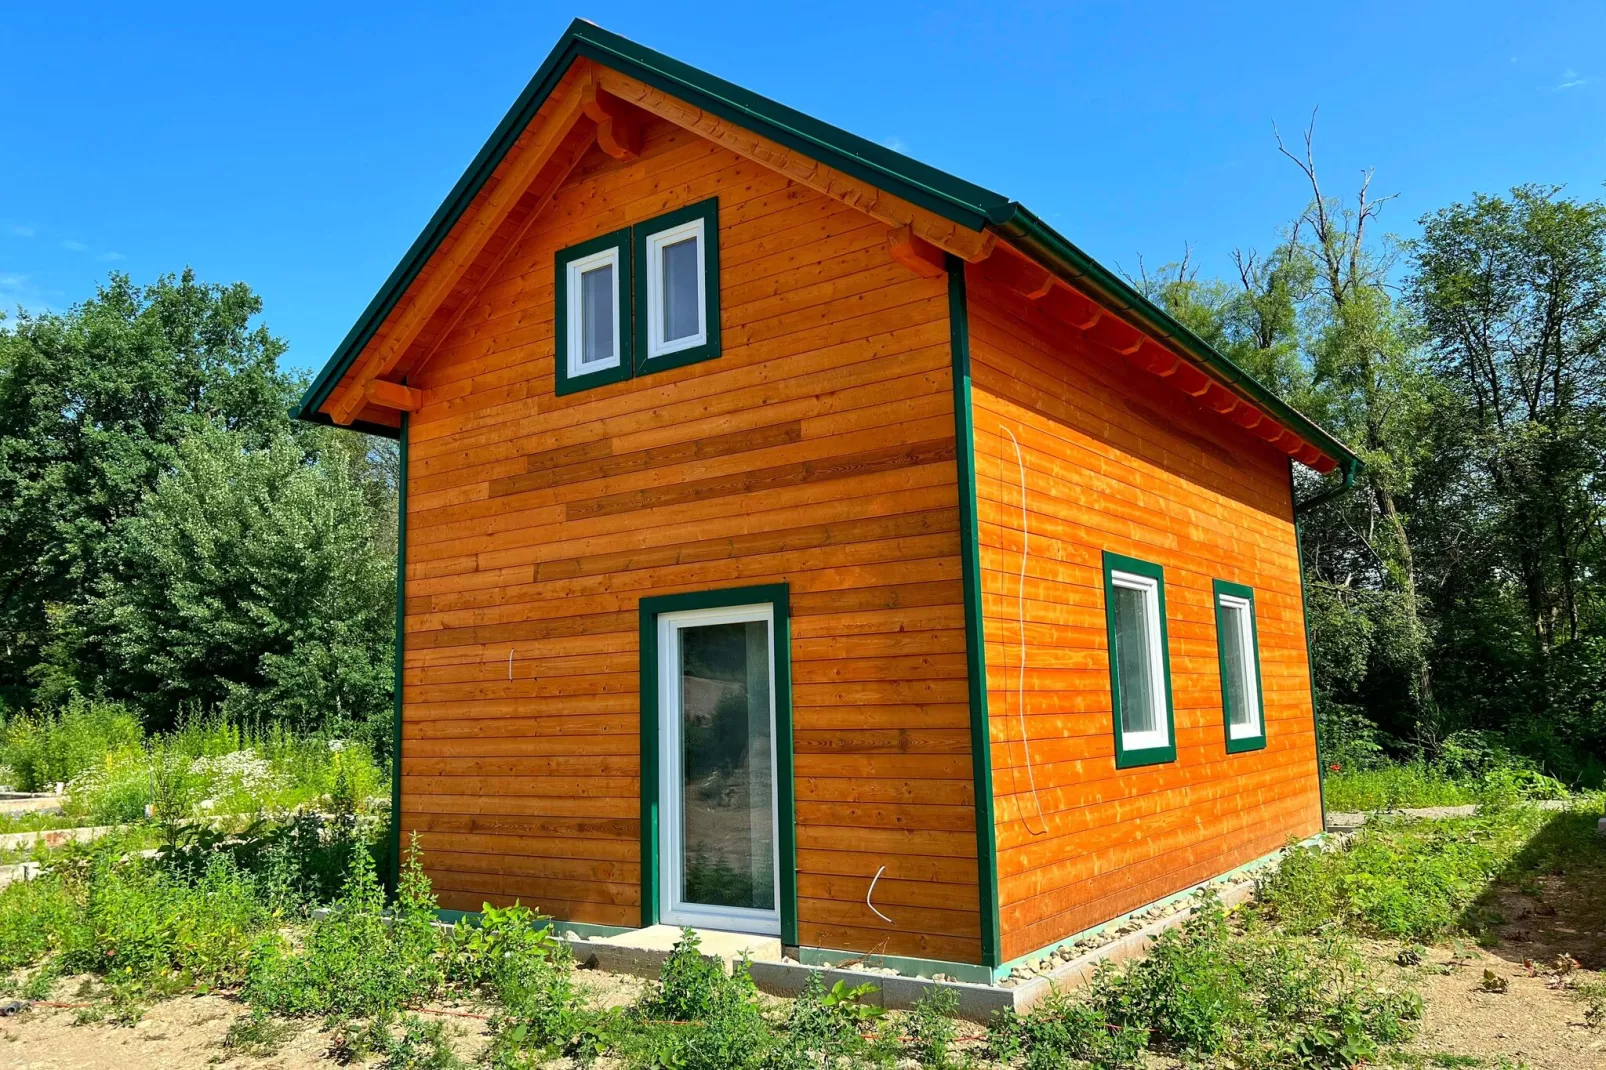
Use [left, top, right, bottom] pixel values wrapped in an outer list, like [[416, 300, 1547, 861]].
[[656, 604, 780, 934]]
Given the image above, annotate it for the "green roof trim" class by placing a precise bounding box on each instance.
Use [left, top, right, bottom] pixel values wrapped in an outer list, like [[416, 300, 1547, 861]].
[[293, 18, 1359, 472]]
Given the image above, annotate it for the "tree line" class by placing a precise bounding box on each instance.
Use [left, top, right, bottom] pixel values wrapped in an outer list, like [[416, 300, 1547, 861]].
[[0, 272, 397, 753], [1, 131, 1601, 783], [1137, 122, 1605, 784]]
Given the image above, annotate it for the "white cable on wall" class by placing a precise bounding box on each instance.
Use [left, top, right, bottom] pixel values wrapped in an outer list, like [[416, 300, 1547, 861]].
[[1002, 425, 1048, 836], [866, 864, 894, 924]]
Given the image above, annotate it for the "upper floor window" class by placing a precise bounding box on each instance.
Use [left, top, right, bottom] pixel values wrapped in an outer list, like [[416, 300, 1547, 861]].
[[634, 199, 720, 373], [1102, 552, 1177, 768], [645, 216, 707, 357], [1214, 580, 1266, 753], [553, 200, 721, 397], [555, 228, 632, 396]]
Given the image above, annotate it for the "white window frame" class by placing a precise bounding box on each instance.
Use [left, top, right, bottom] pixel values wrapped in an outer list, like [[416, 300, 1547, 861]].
[[565, 245, 622, 380], [1217, 592, 1262, 740], [656, 602, 781, 936], [1110, 570, 1170, 753], [642, 217, 708, 360]]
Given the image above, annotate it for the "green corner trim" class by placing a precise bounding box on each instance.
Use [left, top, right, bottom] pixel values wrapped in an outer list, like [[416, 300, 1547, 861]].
[[1212, 579, 1268, 754], [636, 583, 796, 945], [1289, 462, 1329, 827], [633, 197, 721, 377], [1101, 551, 1178, 769], [555, 227, 634, 396], [388, 413, 408, 894], [947, 256, 1001, 971]]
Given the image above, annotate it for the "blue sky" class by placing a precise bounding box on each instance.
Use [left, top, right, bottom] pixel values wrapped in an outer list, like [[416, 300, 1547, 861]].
[[3, 2, 1602, 376]]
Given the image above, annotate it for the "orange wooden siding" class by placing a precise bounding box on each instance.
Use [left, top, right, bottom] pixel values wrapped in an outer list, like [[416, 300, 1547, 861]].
[[398, 114, 982, 963], [964, 267, 1323, 964]]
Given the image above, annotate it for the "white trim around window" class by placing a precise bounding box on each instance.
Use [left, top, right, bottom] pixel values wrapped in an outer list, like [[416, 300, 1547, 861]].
[[564, 246, 623, 380], [1109, 569, 1171, 754], [1217, 592, 1262, 740], [643, 216, 708, 360]]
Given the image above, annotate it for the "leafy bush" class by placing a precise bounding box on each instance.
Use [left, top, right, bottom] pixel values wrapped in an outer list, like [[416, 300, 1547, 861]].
[[622, 930, 767, 1070], [991, 896, 1420, 1070], [761, 975, 890, 1070], [245, 840, 440, 1017], [1258, 809, 1552, 941], [0, 836, 276, 1002], [0, 697, 142, 793]]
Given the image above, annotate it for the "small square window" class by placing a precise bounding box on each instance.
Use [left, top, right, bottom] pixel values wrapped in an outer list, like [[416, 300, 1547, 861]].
[[634, 198, 720, 375], [1103, 552, 1176, 768], [1214, 580, 1266, 753], [555, 228, 632, 396]]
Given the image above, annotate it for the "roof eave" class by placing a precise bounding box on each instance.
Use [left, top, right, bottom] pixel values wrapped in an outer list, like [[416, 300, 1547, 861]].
[[990, 204, 1362, 473]]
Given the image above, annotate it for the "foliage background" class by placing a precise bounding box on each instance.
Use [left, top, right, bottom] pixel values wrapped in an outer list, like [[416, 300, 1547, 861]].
[[0, 271, 398, 755], [1, 148, 1602, 787]]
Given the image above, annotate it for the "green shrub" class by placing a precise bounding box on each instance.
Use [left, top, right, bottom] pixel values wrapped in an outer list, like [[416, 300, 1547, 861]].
[[625, 930, 767, 1070], [761, 975, 890, 1070], [0, 697, 143, 793], [995, 897, 1420, 1070], [1258, 809, 1550, 941], [245, 841, 441, 1017], [449, 900, 584, 1059], [903, 988, 960, 1068]]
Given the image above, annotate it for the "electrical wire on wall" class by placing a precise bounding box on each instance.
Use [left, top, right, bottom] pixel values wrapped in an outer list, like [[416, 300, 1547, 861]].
[[1002, 425, 1048, 836]]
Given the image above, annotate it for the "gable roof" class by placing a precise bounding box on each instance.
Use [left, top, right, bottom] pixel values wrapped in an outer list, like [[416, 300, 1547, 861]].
[[293, 18, 1360, 475]]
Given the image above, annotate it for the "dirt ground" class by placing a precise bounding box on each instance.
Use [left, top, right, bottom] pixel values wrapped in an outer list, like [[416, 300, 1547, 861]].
[[0, 969, 649, 1070], [2, 811, 1603, 1070]]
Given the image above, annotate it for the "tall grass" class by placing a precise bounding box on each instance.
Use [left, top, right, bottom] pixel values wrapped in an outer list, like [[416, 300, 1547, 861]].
[[0, 698, 384, 826]]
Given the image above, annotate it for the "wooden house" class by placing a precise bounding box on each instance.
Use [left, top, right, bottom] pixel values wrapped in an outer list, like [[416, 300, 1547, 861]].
[[294, 20, 1362, 983]]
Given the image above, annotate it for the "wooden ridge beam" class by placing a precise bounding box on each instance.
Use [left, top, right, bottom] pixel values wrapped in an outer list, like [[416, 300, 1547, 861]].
[[978, 248, 1055, 299], [593, 66, 996, 263], [886, 225, 946, 279], [328, 72, 592, 424], [364, 379, 423, 412], [580, 68, 644, 160]]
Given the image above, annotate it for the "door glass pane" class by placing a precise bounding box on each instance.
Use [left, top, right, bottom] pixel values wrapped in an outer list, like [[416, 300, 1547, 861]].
[[678, 619, 773, 911], [580, 263, 614, 364], [661, 236, 701, 343], [1113, 585, 1157, 736], [1221, 602, 1253, 729]]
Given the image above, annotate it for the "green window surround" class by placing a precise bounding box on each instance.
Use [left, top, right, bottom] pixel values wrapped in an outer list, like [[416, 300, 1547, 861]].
[[554, 199, 721, 396], [637, 582, 796, 945], [555, 227, 633, 396], [1102, 551, 1177, 769], [1213, 579, 1267, 754], [634, 198, 721, 376]]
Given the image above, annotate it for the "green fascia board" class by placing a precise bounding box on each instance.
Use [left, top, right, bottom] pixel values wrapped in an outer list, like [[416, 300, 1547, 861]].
[[293, 18, 1361, 477], [1102, 551, 1178, 769], [636, 582, 796, 946], [947, 257, 1001, 970], [1211, 578, 1268, 754]]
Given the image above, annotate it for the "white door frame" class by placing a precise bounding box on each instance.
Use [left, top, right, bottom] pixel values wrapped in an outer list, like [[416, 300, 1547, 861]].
[[656, 602, 781, 935]]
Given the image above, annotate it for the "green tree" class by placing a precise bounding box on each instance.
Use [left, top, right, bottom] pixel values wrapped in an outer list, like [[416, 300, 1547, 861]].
[[0, 271, 294, 707], [1409, 185, 1606, 650], [73, 426, 395, 737], [1407, 186, 1606, 774], [1274, 120, 1441, 744]]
